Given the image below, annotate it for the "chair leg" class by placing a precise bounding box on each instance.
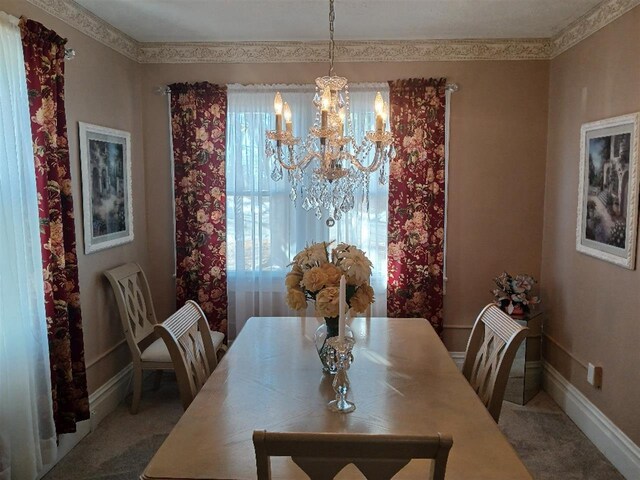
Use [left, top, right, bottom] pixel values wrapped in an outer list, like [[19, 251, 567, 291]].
[[131, 365, 143, 414], [153, 370, 163, 390], [217, 344, 228, 362]]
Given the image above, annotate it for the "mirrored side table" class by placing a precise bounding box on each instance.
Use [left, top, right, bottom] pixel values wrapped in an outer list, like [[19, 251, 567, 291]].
[[505, 310, 543, 405]]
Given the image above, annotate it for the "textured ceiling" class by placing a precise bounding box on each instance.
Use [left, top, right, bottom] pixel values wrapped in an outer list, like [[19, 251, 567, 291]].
[[73, 0, 604, 43]]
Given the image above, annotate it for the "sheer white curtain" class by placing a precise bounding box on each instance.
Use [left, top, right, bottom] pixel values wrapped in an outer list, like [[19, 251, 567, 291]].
[[0, 12, 57, 480], [226, 83, 389, 338]]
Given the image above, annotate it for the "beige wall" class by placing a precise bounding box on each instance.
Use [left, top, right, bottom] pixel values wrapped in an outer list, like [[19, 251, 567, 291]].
[[5, 1, 550, 385], [141, 60, 550, 352], [1, 1, 148, 393], [542, 7, 640, 444]]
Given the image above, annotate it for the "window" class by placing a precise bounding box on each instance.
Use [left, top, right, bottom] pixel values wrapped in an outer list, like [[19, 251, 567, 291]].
[[226, 84, 389, 337]]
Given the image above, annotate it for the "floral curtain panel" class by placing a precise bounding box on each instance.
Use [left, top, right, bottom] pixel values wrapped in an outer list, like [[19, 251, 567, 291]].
[[20, 18, 89, 434], [387, 78, 447, 333], [169, 82, 228, 334]]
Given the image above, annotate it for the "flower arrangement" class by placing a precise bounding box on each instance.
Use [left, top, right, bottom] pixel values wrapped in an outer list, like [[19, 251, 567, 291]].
[[285, 241, 375, 318], [491, 272, 540, 316]]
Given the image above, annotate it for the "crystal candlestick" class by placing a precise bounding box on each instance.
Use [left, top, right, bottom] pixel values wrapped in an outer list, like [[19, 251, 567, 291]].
[[326, 336, 355, 413]]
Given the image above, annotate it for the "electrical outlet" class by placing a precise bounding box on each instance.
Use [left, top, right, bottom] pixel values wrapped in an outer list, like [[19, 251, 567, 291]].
[[587, 363, 602, 388]]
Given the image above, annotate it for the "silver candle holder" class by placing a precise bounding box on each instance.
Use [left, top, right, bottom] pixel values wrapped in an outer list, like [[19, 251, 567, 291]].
[[326, 336, 355, 413]]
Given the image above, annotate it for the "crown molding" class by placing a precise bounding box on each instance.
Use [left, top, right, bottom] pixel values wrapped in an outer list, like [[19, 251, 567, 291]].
[[138, 38, 552, 64], [24, 0, 140, 61], [550, 0, 640, 57], [24, 0, 640, 63]]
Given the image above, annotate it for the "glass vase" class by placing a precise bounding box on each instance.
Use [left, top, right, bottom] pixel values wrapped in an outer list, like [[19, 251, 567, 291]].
[[314, 317, 353, 374]]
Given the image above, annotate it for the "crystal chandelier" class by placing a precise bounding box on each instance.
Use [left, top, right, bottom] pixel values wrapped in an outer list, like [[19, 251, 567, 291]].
[[265, 0, 395, 227]]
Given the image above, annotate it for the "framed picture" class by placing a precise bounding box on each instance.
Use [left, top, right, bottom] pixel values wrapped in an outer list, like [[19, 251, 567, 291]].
[[576, 113, 640, 269], [79, 122, 133, 254]]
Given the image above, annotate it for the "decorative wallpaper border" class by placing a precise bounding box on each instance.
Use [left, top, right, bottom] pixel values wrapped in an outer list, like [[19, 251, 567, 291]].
[[24, 0, 640, 63], [551, 0, 640, 57], [138, 39, 552, 64], [24, 0, 140, 61]]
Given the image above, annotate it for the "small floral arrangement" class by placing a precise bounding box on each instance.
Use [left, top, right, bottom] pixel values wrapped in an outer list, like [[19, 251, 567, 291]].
[[285, 241, 375, 318], [491, 272, 540, 316]]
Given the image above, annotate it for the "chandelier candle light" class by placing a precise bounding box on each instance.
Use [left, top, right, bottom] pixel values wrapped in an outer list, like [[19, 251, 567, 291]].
[[266, 0, 395, 226]]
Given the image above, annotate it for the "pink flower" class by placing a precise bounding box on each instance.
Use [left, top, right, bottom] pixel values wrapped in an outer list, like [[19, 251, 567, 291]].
[[209, 266, 222, 279], [211, 187, 222, 200], [202, 141, 214, 154], [426, 168, 435, 183], [388, 242, 405, 261], [195, 127, 208, 142], [210, 128, 223, 140], [210, 105, 221, 117], [210, 210, 222, 223], [210, 288, 224, 302], [201, 223, 214, 235]]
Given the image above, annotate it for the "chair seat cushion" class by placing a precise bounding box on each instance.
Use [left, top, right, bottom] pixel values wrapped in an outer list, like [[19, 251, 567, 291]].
[[141, 330, 226, 363]]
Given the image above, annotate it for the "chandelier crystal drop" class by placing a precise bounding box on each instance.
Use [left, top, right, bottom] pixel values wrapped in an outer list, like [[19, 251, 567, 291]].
[[265, 0, 395, 227]]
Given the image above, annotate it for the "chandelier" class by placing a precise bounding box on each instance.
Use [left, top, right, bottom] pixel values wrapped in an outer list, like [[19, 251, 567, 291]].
[[265, 0, 395, 227]]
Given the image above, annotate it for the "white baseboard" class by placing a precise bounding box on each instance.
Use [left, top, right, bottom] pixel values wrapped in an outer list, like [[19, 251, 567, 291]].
[[543, 362, 640, 480], [88, 363, 133, 430], [450, 351, 465, 370], [37, 363, 133, 479]]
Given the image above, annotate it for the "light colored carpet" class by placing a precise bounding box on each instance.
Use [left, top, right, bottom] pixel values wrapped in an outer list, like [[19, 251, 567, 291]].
[[43, 375, 624, 480]]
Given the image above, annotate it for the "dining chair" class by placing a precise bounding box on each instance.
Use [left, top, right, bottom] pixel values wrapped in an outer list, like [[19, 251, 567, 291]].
[[154, 300, 220, 410], [462, 304, 529, 422], [252, 430, 453, 480], [105, 262, 174, 414]]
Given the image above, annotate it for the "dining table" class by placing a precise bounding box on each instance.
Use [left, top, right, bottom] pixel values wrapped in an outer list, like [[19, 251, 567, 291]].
[[141, 316, 532, 479]]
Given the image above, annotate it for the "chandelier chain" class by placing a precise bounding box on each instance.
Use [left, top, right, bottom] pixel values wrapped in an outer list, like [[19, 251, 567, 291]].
[[329, 0, 335, 76], [265, 0, 395, 224]]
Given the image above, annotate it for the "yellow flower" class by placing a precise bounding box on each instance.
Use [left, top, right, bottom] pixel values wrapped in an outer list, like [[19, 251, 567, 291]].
[[302, 266, 328, 292], [350, 284, 375, 314], [286, 288, 307, 311], [316, 286, 339, 317]]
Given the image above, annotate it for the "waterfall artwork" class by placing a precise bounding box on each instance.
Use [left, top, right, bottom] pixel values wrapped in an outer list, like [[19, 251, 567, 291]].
[[79, 122, 134, 253], [577, 113, 639, 269]]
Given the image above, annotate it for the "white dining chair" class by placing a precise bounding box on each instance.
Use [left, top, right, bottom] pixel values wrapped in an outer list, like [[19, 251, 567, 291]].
[[253, 430, 453, 480], [105, 263, 173, 413], [154, 300, 220, 410], [462, 304, 529, 422], [105, 263, 226, 413]]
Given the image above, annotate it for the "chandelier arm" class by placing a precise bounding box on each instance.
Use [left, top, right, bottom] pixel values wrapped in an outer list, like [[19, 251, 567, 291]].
[[343, 142, 387, 173], [276, 147, 318, 171]]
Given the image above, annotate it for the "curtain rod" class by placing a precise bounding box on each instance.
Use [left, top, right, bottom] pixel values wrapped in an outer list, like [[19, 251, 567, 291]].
[[65, 48, 75, 60]]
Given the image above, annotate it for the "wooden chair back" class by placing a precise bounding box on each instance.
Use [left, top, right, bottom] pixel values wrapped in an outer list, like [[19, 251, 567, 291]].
[[252, 431, 453, 480], [154, 300, 218, 410], [462, 304, 529, 422], [104, 262, 158, 360]]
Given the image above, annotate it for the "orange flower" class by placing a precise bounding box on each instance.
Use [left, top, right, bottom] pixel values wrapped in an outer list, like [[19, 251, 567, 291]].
[[302, 267, 328, 292], [320, 263, 341, 285], [350, 284, 374, 314], [315, 287, 339, 317], [286, 288, 307, 311]]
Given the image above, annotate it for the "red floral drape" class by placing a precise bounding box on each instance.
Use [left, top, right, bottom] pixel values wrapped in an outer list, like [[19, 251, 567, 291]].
[[387, 78, 447, 333], [20, 18, 89, 434], [169, 82, 228, 334]]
